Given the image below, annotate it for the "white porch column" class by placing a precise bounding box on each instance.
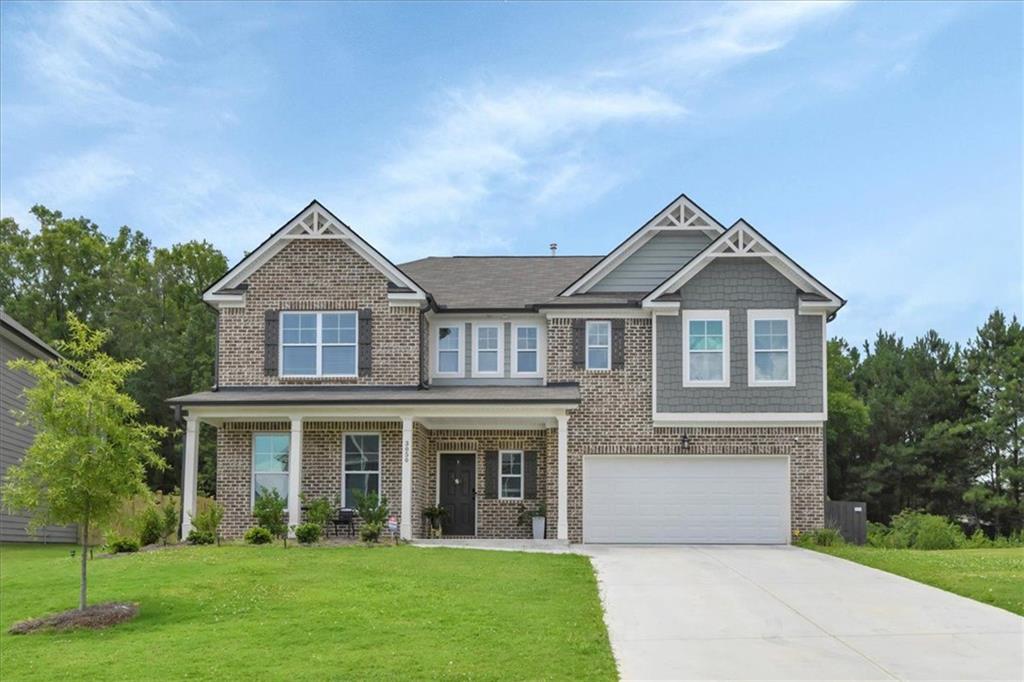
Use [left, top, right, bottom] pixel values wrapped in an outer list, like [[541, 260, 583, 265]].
[[180, 415, 199, 539], [287, 416, 303, 538], [556, 414, 569, 541], [400, 416, 414, 541]]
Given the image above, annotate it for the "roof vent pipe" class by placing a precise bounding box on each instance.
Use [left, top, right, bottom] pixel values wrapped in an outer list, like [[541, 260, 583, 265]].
[[549, 242, 558, 256]]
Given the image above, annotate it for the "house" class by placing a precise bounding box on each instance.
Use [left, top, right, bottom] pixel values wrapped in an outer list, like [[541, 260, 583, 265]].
[[169, 193, 843, 544], [1, 310, 78, 543]]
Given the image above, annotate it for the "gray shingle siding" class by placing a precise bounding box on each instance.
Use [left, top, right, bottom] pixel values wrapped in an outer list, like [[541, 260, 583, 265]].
[[590, 232, 713, 292], [656, 258, 824, 414]]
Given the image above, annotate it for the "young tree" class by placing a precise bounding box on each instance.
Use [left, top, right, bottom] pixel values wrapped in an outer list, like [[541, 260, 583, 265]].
[[2, 314, 167, 610]]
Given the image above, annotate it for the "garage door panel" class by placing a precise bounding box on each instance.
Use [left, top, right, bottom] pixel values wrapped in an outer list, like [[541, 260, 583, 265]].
[[583, 456, 790, 544]]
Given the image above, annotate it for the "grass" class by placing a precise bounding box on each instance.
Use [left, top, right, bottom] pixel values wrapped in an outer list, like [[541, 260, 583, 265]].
[[0, 543, 616, 681], [808, 544, 1024, 616]]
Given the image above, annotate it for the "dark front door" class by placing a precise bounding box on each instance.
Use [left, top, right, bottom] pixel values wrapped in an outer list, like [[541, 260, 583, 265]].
[[439, 453, 476, 536]]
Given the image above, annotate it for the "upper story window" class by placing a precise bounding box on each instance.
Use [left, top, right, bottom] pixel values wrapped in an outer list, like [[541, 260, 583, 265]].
[[512, 324, 541, 377], [472, 324, 503, 377], [586, 320, 611, 371], [499, 450, 524, 500], [252, 432, 289, 506], [280, 311, 356, 377], [748, 309, 795, 387], [683, 310, 730, 387], [436, 325, 463, 376]]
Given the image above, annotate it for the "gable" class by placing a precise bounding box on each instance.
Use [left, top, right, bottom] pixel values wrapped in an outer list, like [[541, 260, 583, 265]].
[[589, 231, 713, 293], [559, 193, 725, 296], [203, 201, 427, 307]]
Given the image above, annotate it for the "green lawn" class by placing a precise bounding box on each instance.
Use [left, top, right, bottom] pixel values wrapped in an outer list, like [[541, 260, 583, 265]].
[[0, 543, 616, 681], [808, 545, 1024, 616]]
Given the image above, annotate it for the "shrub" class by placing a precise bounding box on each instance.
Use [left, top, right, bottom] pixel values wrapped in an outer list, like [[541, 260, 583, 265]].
[[294, 522, 321, 545], [136, 506, 164, 546], [107, 537, 140, 553], [253, 488, 287, 538], [244, 526, 273, 545], [886, 510, 965, 550], [866, 521, 890, 547], [353, 491, 389, 526], [192, 500, 224, 540], [302, 495, 334, 531], [795, 527, 845, 547], [161, 501, 179, 545], [359, 521, 383, 543], [186, 530, 215, 545]]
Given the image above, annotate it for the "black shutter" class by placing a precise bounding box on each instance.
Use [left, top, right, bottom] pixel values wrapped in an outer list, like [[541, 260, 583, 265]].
[[484, 451, 498, 499], [572, 319, 586, 368], [611, 319, 625, 370], [358, 308, 373, 377], [264, 310, 279, 376], [523, 451, 538, 499]]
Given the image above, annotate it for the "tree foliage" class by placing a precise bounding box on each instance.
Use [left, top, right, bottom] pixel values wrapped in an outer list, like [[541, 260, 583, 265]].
[[1, 315, 167, 609]]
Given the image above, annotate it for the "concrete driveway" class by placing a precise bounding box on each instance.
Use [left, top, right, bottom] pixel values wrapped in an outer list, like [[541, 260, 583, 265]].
[[584, 545, 1023, 681]]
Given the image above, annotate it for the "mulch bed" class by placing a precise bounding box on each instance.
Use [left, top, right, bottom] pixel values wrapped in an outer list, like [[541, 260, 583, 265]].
[[9, 602, 139, 635]]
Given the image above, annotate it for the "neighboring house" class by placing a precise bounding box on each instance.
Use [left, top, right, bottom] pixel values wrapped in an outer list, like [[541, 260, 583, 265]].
[[0, 310, 78, 543], [169, 193, 844, 544]]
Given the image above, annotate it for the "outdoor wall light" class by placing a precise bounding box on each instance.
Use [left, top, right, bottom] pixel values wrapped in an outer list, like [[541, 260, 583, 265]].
[[681, 434, 691, 450]]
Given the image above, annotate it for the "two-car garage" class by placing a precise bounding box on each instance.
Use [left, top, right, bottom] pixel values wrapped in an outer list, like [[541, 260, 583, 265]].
[[582, 455, 790, 544]]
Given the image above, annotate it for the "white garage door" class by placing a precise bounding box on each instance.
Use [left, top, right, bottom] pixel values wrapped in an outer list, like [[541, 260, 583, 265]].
[[583, 456, 790, 544]]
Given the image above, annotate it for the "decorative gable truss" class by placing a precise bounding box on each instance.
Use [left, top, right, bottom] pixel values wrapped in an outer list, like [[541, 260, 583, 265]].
[[203, 201, 428, 307], [560, 193, 725, 296], [642, 219, 845, 315]]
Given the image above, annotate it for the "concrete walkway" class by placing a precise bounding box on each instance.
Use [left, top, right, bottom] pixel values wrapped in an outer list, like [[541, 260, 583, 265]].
[[584, 545, 1024, 681]]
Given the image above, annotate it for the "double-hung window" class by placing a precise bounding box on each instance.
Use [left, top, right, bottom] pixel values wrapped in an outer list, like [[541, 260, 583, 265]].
[[280, 311, 357, 377], [512, 324, 541, 376], [748, 309, 795, 387], [682, 310, 729, 387], [343, 434, 380, 507], [436, 325, 462, 376], [586, 320, 611, 371], [252, 433, 289, 506], [499, 450, 523, 500], [473, 324, 502, 376]]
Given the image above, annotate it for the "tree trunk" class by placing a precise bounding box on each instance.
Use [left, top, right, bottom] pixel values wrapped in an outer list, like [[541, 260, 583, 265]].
[[79, 513, 89, 611]]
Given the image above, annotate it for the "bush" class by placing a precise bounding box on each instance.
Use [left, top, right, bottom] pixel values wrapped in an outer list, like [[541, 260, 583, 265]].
[[192, 500, 224, 540], [161, 501, 179, 545], [136, 506, 164, 546], [866, 521, 890, 548], [353, 491, 389, 526], [253, 488, 287, 538], [302, 495, 334, 531], [186, 530, 215, 545], [885, 510, 965, 550], [244, 526, 273, 545], [107, 537, 140, 553], [294, 522, 321, 545], [795, 527, 845, 547], [359, 521, 383, 543]]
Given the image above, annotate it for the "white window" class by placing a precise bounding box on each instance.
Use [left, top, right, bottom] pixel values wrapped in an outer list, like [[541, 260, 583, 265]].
[[252, 432, 289, 507], [586, 320, 611, 371], [512, 324, 541, 376], [472, 324, 503, 377], [343, 433, 380, 507], [748, 309, 796, 387], [499, 450, 523, 500], [435, 325, 463, 376], [682, 310, 730, 387], [280, 311, 357, 377]]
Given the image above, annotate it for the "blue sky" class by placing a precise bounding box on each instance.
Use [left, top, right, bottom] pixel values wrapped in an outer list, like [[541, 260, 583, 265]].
[[1, 1, 1020, 346]]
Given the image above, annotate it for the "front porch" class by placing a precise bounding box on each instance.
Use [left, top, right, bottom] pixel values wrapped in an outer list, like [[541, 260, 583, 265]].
[[178, 403, 572, 542]]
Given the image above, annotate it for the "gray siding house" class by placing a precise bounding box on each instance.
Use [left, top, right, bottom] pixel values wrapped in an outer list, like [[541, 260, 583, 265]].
[[0, 310, 77, 543]]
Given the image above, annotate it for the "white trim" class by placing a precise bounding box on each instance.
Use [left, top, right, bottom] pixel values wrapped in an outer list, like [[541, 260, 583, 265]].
[[643, 220, 843, 310], [652, 411, 826, 427], [681, 310, 730, 388], [511, 323, 544, 378], [556, 415, 568, 540], [542, 309, 649, 319], [822, 314, 828, 421], [287, 417, 303, 537], [561, 194, 724, 296], [433, 322, 465, 378], [279, 311, 358, 379], [747, 309, 796, 387], [341, 431, 382, 508], [185, 403, 576, 422], [498, 450, 525, 500], [251, 430, 290, 510], [471, 323, 504, 378], [181, 416, 199, 538], [585, 320, 612, 371], [204, 201, 426, 304], [400, 417, 413, 541]]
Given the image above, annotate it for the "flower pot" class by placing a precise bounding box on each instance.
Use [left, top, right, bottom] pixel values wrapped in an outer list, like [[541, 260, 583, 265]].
[[532, 515, 546, 540]]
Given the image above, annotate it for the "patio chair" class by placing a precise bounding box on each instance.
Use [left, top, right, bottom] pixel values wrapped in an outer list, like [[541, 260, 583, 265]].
[[331, 508, 356, 537]]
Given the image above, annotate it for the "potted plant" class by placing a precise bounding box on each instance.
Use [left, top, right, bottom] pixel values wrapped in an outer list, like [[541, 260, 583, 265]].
[[517, 502, 547, 540], [422, 505, 447, 538]]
